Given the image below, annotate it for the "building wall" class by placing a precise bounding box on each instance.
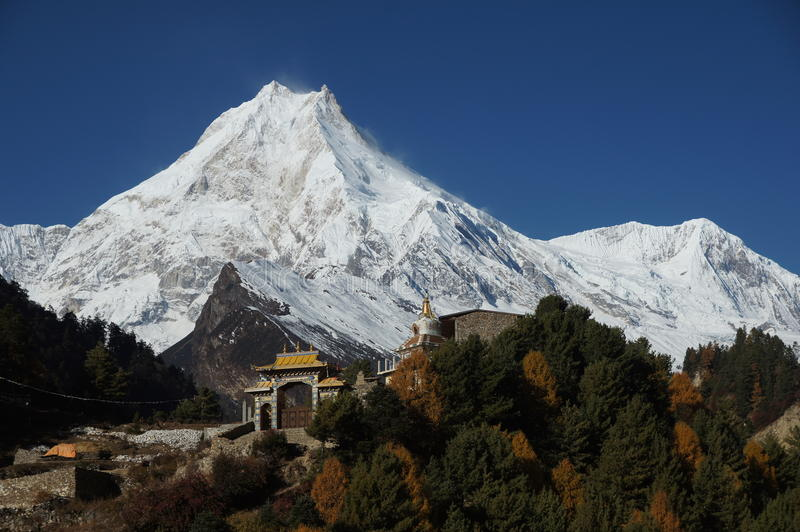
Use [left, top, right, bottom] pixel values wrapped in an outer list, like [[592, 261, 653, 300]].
[[444, 311, 520, 342]]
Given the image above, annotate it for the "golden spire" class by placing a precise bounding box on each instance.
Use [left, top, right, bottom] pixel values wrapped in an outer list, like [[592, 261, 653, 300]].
[[421, 294, 434, 318]]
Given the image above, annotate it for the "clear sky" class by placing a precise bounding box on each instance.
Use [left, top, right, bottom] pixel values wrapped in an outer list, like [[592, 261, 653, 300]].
[[1, 1, 798, 272]]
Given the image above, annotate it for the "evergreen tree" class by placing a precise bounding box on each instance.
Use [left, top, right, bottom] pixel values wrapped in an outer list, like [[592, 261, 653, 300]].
[[750, 487, 800, 532], [338, 445, 419, 531], [84, 341, 128, 399], [430, 335, 485, 429], [426, 424, 535, 530], [306, 392, 366, 455]]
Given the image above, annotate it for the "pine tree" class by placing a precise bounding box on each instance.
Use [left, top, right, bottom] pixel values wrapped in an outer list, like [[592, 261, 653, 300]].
[[750, 487, 800, 532], [430, 336, 485, 429], [426, 424, 534, 529], [84, 341, 128, 399], [339, 445, 418, 531], [588, 397, 669, 527], [305, 392, 366, 452], [311, 457, 348, 526], [686, 451, 751, 531]]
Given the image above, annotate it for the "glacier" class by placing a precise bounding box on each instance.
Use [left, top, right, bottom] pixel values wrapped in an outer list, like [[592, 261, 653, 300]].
[[1, 81, 798, 361]]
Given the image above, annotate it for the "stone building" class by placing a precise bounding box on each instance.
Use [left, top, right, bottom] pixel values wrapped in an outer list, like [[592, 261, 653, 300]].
[[377, 298, 523, 381], [244, 343, 345, 431], [439, 309, 522, 342]]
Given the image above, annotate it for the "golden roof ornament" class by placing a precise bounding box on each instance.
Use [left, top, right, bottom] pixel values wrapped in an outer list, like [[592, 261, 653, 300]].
[[421, 294, 435, 318], [295, 341, 301, 352]]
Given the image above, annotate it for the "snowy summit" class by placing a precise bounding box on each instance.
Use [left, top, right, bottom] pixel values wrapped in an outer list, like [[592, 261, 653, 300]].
[[1, 82, 799, 359]]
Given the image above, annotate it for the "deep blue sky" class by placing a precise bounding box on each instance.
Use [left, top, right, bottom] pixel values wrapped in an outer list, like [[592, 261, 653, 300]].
[[1, 1, 799, 272]]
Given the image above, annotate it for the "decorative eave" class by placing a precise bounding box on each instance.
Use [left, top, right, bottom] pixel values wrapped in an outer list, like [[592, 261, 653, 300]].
[[254, 351, 327, 372], [244, 381, 273, 394], [318, 377, 346, 388]]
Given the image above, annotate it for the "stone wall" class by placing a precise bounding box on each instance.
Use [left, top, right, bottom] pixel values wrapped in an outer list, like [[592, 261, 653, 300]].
[[0, 467, 119, 509], [442, 311, 520, 342]]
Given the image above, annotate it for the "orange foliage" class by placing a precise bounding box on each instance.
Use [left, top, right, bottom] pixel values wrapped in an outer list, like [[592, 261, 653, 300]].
[[668, 372, 703, 420], [311, 457, 348, 525], [674, 421, 704, 472], [510, 431, 544, 489], [522, 351, 560, 409], [389, 351, 443, 424], [650, 490, 682, 532], [628, 491, 682, 532], [293, 526, 324, 532], [387, 443, 432, 528], [551, 458, 584, 513], [744, 440, 778, 493]]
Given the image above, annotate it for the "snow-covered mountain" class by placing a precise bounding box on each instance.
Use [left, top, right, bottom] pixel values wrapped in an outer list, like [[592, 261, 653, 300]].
[[2, 81, 799, 360]]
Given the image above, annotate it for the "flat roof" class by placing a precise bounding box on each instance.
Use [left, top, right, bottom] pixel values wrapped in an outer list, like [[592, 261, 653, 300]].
[[439, 309, 526, 320]]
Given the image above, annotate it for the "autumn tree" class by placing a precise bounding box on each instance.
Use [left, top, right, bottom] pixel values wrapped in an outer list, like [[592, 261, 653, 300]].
[[551, 458, 584, 514], [387, 443, 432, 529], [389, 351, 443, 425], [744, 440, 778, 514], [668, 373, 703, 421], [523, 350, 560, 411], [311, 457, 348, 526], [674, 421, 704, 473], [648, 490, 682, 532], [510, 431, 545, 489]]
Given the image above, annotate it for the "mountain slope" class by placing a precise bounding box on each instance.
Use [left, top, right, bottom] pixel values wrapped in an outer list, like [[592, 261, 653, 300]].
[[1, 82, 799, 360]]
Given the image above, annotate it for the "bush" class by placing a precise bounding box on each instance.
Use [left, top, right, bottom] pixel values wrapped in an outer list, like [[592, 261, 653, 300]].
[[121, 473, 224, 532], [252, 430, 292, 464], [189, 511, 232, 532], [211, 453, 273, 510]]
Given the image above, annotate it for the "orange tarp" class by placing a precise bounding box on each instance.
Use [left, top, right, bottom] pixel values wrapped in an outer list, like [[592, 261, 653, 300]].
[[44, 443, 77, 458]]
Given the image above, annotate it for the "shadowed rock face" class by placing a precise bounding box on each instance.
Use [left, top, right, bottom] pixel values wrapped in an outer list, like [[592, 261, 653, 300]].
[[161, 263, 382, 418]]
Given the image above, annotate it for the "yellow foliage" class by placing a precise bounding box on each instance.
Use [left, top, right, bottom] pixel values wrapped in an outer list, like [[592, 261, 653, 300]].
[[311, 457, 348, 525], [744, 440, 778, 493], [668, 373, 704, 420], [627, 491, 682, 532], [387, 443, 432, 529], [510, 431, 544, 489], [551, 458, 584, 513], [650, 490, 682, 532], [674, 421, 704, 472], [522, 351, 560, 408], [388, 351, 443, 424]]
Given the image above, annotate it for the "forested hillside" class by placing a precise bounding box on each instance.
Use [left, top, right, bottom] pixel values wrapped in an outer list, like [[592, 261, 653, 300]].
[[0, 275, 197, 448], [299, 295, 800, 531], [684, 329, 800, 429]]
